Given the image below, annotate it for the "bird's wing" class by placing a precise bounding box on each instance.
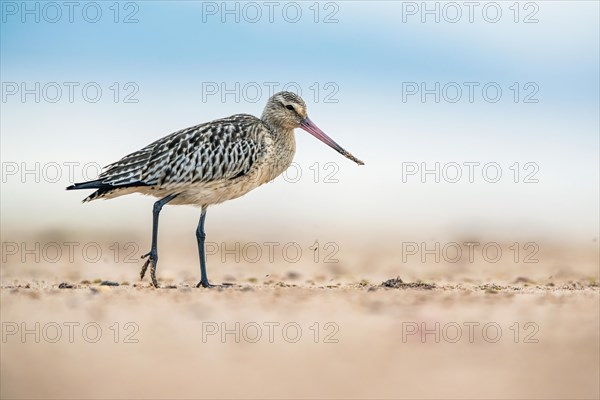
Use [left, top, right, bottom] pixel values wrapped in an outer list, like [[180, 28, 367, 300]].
[[98, 115, 267, 188]]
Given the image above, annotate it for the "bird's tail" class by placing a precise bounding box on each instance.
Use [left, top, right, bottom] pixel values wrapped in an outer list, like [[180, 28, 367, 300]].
[[67, 179, 150, 202], [66, 179, 105, 191], [66, 179, 113, 202]]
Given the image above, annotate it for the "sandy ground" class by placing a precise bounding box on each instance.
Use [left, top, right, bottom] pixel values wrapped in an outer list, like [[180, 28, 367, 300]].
[[1, 238, 599, 399]]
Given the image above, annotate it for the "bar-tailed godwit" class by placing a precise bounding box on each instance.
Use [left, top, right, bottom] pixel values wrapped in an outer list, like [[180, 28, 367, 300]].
[[67, 92, 364, 288]]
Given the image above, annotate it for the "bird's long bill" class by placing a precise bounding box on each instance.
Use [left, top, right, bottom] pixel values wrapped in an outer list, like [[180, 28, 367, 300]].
[[300, 117, 364, 165]]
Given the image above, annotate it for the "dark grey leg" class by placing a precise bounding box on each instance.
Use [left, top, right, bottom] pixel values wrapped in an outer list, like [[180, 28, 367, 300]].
[[140, 193, 178, 287], [195, 206, 213, 288]]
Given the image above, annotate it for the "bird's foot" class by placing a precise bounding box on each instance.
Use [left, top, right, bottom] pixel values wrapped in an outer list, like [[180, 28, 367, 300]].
[[196, 279, 218, 289], [140, 250, 160, 288], [195, 281, 234, 289]]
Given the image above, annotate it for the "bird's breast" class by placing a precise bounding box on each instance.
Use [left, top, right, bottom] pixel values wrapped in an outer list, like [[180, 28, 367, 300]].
[[260, 132, 296, 184]]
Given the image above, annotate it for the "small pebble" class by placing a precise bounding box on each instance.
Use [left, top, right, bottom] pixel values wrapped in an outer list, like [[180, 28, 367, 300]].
[[58, 282, 74, 289]]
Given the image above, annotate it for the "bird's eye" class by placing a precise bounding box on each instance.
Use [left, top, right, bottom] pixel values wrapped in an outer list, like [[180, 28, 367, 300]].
[[285, 105, 295, 111]]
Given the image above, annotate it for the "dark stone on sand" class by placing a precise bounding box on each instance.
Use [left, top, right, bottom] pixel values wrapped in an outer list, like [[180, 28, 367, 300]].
[[58, 282, 74, 289], [381, 277, 436, 290]]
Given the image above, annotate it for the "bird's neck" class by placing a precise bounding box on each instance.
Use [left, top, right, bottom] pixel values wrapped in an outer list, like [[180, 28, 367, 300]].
[[270, 126, 296, 155], [261, 115, 295, 147], [260, 117, 296, 180]]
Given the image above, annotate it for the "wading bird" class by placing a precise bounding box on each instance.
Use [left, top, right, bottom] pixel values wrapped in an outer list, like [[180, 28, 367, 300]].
[[67, 92, 363, 288]]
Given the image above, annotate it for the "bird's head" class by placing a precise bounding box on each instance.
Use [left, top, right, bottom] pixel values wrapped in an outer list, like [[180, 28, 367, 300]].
[[262, 91, 308, 130], [262, 91, 364, 165]]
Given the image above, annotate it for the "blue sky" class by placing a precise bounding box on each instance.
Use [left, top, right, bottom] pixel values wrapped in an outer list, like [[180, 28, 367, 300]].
[[1, 1, 599, 240]]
